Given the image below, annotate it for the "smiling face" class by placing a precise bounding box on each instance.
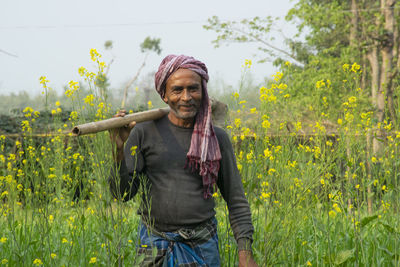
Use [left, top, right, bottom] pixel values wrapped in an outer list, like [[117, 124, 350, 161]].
[[163, 68, 202, 128]]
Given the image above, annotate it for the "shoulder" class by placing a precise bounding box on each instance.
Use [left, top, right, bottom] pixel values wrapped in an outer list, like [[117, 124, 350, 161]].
[[214, 126, 228, 139], [133, 120, 156, 132], [214, 126, 232, 149], [129, 115, 167, 137]]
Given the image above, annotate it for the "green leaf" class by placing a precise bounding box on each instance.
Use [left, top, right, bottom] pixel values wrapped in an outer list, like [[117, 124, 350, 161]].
[[28, 239, 38, 246], [152, 246, 158, 259], [380, 223, 398, 234], [104, 233, 113, 241], [333, 249, 354, 265], [135, 253, 146, 265], [360, 214, 378, 227], [378, 246, 393, 257]]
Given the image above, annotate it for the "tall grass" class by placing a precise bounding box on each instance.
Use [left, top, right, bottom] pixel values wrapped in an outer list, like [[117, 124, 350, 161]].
[[0, 53, 399, 266]]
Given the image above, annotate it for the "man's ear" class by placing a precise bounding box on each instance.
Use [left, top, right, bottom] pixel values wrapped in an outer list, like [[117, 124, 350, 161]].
[[162, 96, 168, 104]]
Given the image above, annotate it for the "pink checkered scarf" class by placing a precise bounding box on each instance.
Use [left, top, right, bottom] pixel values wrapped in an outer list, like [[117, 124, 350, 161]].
[[155, 55, 221, 199]]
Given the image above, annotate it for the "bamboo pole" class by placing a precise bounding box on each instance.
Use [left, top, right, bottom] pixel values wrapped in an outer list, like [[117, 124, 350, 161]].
[[71, 107, 170, 136]]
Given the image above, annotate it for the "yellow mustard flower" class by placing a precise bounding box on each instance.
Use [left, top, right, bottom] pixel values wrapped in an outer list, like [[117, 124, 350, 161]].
[[33, 259, 43, 266], [131, 146, 138, 156]]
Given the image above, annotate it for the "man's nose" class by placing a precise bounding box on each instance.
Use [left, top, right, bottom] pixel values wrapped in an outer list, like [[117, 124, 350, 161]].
[[181, 89, 192, 101]]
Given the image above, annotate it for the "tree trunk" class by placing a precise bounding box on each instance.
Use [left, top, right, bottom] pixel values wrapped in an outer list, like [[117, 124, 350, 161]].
[[368, 49, 380, 107], [367, 46, 381, 153], [380, 0, 396, 123], [361, 53, 368, 91], [350, 0, 359, 47]]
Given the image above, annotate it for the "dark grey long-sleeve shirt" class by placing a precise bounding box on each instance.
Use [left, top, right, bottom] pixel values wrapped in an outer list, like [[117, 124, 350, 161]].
[[109, 115, 254, 250]]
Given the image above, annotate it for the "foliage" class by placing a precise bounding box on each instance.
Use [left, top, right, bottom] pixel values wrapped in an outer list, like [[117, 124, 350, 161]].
[[285, 0, 351, 54], [204, 11, 356, 127], [140, 37, 162, 55], [104, 40, 113, 50], [204, 15, 300, 65]]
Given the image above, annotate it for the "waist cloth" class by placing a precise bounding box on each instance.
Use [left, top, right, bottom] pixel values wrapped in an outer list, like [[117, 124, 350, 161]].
[[138, 217, 220, 267]]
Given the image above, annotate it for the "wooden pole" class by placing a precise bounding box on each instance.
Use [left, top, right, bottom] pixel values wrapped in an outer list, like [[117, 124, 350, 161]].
[[72, 107, 170, 136]]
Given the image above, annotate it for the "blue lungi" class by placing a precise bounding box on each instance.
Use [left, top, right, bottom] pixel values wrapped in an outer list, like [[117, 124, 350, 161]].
[[138, 217, 220, 267]]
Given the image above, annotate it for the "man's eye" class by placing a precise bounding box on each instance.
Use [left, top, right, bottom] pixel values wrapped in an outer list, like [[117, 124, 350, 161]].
[[189, 86, 199, 91], [172, 87, 183, 92]]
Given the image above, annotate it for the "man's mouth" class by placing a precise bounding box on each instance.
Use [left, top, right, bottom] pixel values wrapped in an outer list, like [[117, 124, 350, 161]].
[[179, 105, 195, 110]]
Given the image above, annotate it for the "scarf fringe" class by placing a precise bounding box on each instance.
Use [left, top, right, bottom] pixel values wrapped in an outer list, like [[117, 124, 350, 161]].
[[186, 156, 220, 199]]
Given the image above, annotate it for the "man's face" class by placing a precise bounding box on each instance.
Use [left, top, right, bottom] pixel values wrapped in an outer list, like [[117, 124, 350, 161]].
[[163, 69, 202, 126]]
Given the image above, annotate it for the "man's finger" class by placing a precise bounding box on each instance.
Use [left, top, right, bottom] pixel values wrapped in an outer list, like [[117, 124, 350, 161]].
[[128, 121, 136, 129], [114, 109, 127, 118]]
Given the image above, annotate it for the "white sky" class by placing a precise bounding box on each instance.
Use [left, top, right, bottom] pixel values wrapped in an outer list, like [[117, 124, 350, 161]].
[[0, 0, 298, 96]]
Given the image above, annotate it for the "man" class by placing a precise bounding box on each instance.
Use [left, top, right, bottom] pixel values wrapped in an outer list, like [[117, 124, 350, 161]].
[[110, 55, 257, 266]]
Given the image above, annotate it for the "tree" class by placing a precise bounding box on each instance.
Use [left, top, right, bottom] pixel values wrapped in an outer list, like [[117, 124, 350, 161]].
[[204, 0, 400, 214], [204, 16, 305, 66], [121, 37, 162, 108], [205, 0, 400, 139]]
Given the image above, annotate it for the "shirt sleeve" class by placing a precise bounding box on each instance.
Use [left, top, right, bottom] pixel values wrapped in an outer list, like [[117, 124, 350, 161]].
[[108, 126, 145, 201], [216, 129, 254, 251]]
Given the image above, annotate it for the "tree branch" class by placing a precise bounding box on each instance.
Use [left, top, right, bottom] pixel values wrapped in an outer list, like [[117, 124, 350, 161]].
[[231, 26, 304, 66], [0, 49, 18, 58]]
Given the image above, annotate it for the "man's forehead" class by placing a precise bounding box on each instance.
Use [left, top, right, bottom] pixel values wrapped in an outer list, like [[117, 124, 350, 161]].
[[167, 69, 202, 83]]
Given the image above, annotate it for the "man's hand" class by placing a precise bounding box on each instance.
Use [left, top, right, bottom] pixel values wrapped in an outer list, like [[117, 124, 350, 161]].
[[238, 250, 258, 267], [109, 110, 136, 162]]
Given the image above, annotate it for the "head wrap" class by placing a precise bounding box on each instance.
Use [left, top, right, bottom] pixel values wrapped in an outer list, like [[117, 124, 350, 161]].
[[155, 55, 221, 199]]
